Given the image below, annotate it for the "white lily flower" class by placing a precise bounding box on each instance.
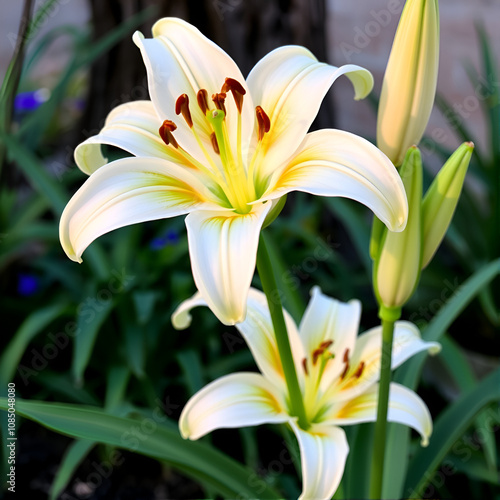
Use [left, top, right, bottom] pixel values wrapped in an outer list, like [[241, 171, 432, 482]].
[[175, 287, 440, 500], [60, 17, 408, 326]]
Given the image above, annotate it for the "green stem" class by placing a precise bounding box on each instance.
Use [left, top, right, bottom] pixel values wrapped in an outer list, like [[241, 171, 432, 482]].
[[256, 233, 309, 430], [369, 305, 401, 499]]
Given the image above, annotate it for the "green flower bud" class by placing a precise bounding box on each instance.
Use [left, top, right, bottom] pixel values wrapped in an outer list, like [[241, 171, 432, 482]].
[[377, 0, 440, 166], [421, 142, 473, 268], [374, 147, 423, 308]]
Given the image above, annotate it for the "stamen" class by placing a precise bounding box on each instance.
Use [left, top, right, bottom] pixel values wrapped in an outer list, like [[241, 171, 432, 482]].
[[175, 94, 193, 128], [222, 77, 246, 113], [210, 132, 220, 155], [302, 358, 309, 376], [320, 340, 333, 350], [354, 361, 365, 379], [256, 106, 271, 141], [197, 89, 209, 114], [312, 348, 324, 366], [343, 348, 350, 363], [212, 92, 227, 115], [159, 120, 178, 148], [340, 348, 350, 380]]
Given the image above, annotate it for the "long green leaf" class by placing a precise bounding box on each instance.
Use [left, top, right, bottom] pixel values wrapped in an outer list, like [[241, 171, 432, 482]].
[[0, 398, 280, 498], [72, 295, 114, 384], [0, 303, 68, 389], [405, 367, 500, 498], [50, 439, 96, 500]]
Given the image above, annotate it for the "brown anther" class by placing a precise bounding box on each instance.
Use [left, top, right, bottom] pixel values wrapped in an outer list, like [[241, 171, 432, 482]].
[[340, 362, 350, 380], [212, 92, 227, 115], [312, 348, 324, 366], [221, 77, 246, 113], [197, 89, 209, 114], [210, 132, 220, 155], [343, 348, 350, 363], [175, 94, 193, 128], [302, 358, 309, 376], [354, 361, 365, 379], [320, 340, 333, 350], [256, 106, 271, 141], [159, 120, 178, 148]]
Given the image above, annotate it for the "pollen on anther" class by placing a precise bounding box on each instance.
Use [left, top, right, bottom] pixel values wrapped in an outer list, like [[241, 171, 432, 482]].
[[212, 92, 227, 115], [222, 77, 246, 113], [210, 132, 220, 155], [159, 120, 178, 148], [197, 89, 209, 114], [175, 94, 193, 128], [302, 358, 309, 376], [256, 106, 271, 141], [343, 348, 350, 363], [320, 340, 333, 349], [354, 361, 365, 379]]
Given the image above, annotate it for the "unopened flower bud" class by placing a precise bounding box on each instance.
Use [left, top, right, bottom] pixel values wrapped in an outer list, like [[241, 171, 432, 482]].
[[421, 142, 473, 268], [374, 147, 423, 308], [377, 0, 440, 166]]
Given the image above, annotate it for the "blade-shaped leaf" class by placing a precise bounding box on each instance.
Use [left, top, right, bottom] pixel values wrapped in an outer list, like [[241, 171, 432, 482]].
[[0, 398, 281, 498]]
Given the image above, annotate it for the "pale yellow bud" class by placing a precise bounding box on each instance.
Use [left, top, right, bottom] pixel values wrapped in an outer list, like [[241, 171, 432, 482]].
[[377, 0, 440, 166], [374, 147, 423, 308]]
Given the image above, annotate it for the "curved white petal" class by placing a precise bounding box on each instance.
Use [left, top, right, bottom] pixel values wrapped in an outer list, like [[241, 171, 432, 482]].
[[326, 382, 433, 446], [247, 45, 373, 178], [290, 421, 349, 500], [264, 129, 408, 232], [299, 287, 361, 389], [74, 101, 168, 175], [185, 202, 272, 326], [179, 372, 289, 440], [60, 157, 210, 263], [171, 287, 304, 386], [237, 288, 305, 384], [133, 18, 254, 164], [330, 321, 441, 403]]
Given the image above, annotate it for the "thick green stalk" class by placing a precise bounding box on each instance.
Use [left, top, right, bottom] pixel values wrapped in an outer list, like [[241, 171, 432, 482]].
[[256, 234, 308, 430], [369, 306, 401, 499]]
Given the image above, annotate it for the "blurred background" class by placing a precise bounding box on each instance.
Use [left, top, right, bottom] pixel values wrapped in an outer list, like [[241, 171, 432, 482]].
[[1, 0, 499, 498]]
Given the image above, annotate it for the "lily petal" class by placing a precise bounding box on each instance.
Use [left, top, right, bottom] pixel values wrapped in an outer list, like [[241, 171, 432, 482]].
[[330, 321, 440, 402], [290, 421, 349, 500], [247, 45, 373, 178], [133, 18, 253, 162], [184, 202, 272, 326], [172, 286, 303, 383], [179, 372, 289, 440], [327, 382, 433, 446], [264, 129, 408, 232], [60, 157, 210, 263], [299, 286, 361, 387], [74, 101, 168, 175]]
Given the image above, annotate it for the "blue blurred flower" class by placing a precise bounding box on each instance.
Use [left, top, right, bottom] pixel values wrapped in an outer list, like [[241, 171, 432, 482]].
[[14, 89, 50, 112], [150, 229, 180, 250], [17, 274, 39, 296]]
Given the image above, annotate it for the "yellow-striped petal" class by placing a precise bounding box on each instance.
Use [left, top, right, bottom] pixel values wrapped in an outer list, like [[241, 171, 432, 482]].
[[184, 202, 272, 326], [264, 129, 408, 232], [290, 421, 349, 500], [179, 372, 289, 440], [59, 157, 210, 263], [247, 45, 373, 179]]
